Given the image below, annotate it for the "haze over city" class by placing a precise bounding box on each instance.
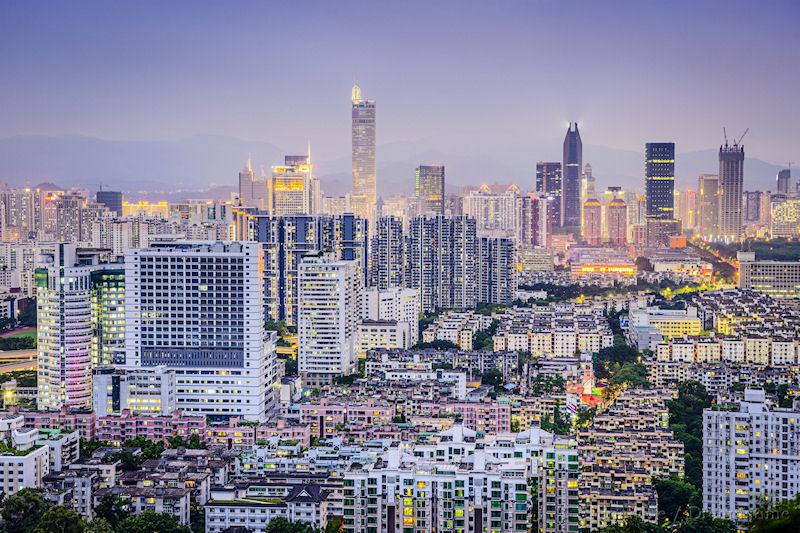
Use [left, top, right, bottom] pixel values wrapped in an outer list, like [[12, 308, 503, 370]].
[[0, 0, 798, 194]]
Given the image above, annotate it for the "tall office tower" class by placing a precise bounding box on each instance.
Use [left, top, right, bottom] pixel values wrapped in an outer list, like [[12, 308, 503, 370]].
[[462, 185, 519, 233], [598, 187, 622, 241], [645, 142, 678, 246], [351, 83, 377, 227], [478, 236, 517, 305], [238, 158, 262, 208], [718, 142, 745, 241], [298, 253, 362, 387], [96, 190, 123, 217], [703, 389, 800, 530], [408, 216, 478, 313], [234, 211, 368, 326], [607, 198, 628, 246], [759, 191, 772, 226], [536, 162, 563, 230], [55, 192, 85, 243], [415, 164, 445, 216], [124, 242, 277, 420], [36, 245, 119, 410], [777, 169, 791, 194], [516, 192, 544, 250], [698, 174, 720, 238], [269, 154, 320, 216], [90, 267, 126, 367], [678, 188, 698, 231], [743, 191, 762, 223], [371, 216, 405, 290], [562, 122, 583, 229], [582, 199, 602, 245]]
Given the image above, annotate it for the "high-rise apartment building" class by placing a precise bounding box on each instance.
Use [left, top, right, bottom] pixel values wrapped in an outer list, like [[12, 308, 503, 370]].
[[415, 165, 445, 216], [462, 185, 519, 233], [516, 192, 547, 250], [698, 174, 720, 238], [607, 198, 628, 246], [582, 199, 601, 245], [55, 192, 85, 243], [743, 191, 762, 223], [409, 216, 478, 313], [770, 197, 800, 238], [703, 389, 800, 528], [351, 83, 377, 227], [362, 287, 421, 344], [234, 211, 368, 326], [718, 142, 745, 241], [124, 241, 278, 420], [562, 123, 582, 229], [36, 245, 121, 410], [298, 253, 362, 387], [371, 216, 405, 290], [478, 236, 517, 304], [536, 162, 562, 230], [645, 142, 678, 246], [96, 190, 123, 217]]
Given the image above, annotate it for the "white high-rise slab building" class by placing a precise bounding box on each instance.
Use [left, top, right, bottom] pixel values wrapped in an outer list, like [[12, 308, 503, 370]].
[[362, 287, 421, 343], [124, 241, 277, 420], [703, 389, 800, 528], [298, 253, 362, 387]]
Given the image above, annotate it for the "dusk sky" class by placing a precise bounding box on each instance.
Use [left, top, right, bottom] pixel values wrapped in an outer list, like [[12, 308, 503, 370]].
[[1, 0, 798, 164]]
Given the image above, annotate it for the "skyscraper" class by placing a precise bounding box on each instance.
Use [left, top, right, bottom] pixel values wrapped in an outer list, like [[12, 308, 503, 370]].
[[535, 162, 562, 230], [718, 142, 745, 241], [607, 198, 628, 246], [562, 123, 583, 229], [415, 164, 445, 216], [583, 199, 602, 245], [645, 142, 678, 246], [698, 174, 719, 238], [777, 169, 791, 194], [96, 190, 123, 217], [478, 236, 517, 305], [124, 241, 277, 420], [269, 154, 319, 216], [238, 158, 267, 209], [743, 191, 762, 223], [351, 83, 377, 227]]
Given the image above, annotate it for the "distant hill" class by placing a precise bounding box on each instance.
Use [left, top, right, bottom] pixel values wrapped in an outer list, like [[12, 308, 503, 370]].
[[0, 134, 789, 199]]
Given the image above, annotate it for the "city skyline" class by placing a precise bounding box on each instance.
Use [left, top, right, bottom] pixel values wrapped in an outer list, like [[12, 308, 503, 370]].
[[0, 1, 797, 174]]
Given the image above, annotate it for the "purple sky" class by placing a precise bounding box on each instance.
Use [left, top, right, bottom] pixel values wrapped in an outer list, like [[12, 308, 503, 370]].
[[1, 0, 798, 163]]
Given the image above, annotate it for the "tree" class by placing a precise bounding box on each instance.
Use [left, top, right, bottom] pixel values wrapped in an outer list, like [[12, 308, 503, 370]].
[[79, 438, 111, 459], [680, 512, 735, 533], [84, 518, 115, 533], [575, 406, 596, 428], [748, 494, 800, 533], [480, 368, 504, 389], [529, 375, 566, 395], [265, 320, 289, 337], [540, 405, 571, 436], [93, 494, 131, 528], [596, 515, 662, 532], [654, 476, 700, 524], [324, 517, 344, 533], [31, 505, 86, 533], [265, 517, 317, 533], [667, 381, 711, 489], [167, 434, 206, 450], [1, 488, 51, 533], [116, 511, 191, 533], [608, 362, 649, 389]]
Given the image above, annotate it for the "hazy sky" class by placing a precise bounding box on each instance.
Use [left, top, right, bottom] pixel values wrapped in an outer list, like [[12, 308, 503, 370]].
[[1, 0, 798, 163]]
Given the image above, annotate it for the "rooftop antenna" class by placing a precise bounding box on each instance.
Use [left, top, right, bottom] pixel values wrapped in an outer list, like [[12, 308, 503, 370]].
[[735, 128, 749, 146]]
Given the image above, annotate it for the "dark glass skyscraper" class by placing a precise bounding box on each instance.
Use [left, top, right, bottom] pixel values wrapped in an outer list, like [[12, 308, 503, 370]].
[[96, 190, 123, 217], [415, 164, 445, 216], [645, 142, 675, 220], [777, 169, 790, 195], [561, 122, 582, 229]]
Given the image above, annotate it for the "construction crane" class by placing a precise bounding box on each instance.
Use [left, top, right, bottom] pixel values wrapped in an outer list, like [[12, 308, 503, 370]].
[[723, 127, 728, 146], [735, 128, 749, 146]]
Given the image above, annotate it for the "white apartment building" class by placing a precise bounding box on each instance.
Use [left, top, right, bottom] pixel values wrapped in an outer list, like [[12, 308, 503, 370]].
[[298, 253, 362, 387], [703, 389, 800, 527], [92, 366, 177, 417], [357, 320, 412, 356], [362, 287, 420, 342], [124, 241, 277, 420], [0, 415, 51, 495]]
